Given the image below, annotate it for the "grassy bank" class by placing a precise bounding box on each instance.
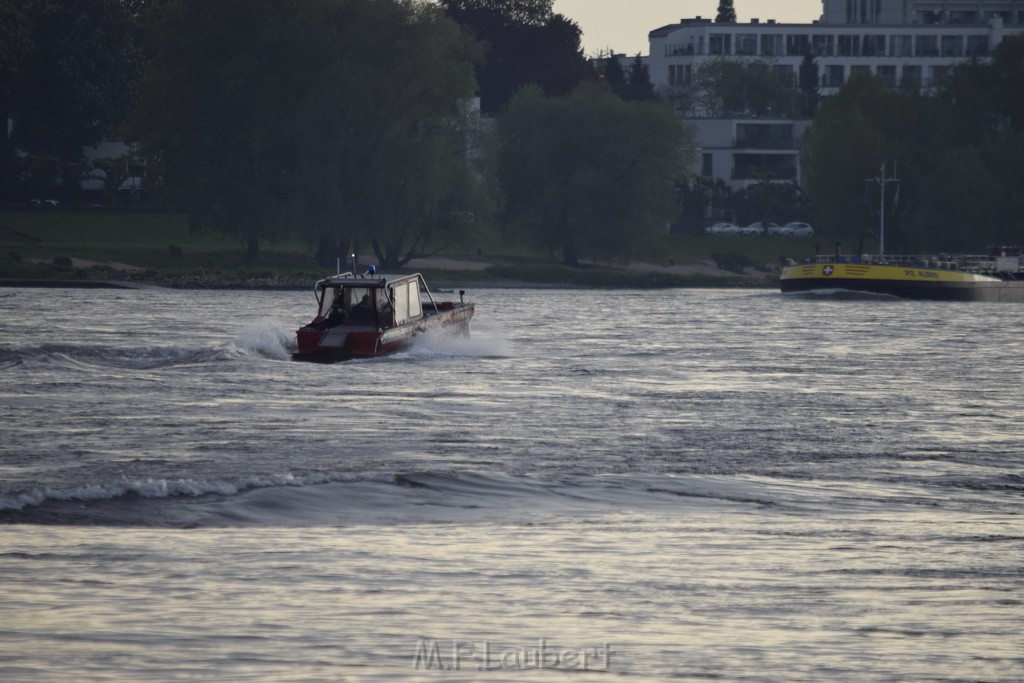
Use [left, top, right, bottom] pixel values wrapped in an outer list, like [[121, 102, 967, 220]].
[[0, 209, 821, 288]]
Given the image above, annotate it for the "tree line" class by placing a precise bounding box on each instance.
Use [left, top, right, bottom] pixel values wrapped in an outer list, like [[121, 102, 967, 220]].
[[802, 35, 1024, 253], [1, 0, 682, 268], [6, 0, 1020, 266]]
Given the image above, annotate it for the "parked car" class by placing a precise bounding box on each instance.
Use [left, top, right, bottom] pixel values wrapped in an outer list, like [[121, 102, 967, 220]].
[[777, 221, 814, 237], [705, 222, 738, 236], [738, 221, 776, 237]]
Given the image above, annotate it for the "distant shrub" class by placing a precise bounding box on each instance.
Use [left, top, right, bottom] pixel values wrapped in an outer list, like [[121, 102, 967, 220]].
[[8, 251, 20, 262], [168, 243, 182, 258], [711, 252, 753, 274], [52, 255, 73, 268]]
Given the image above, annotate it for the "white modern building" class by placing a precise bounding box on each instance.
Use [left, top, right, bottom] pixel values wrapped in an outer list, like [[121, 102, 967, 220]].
[[822, 0, 1024, 25], [648, 1, 1023, 189], [689, 118, 813, 186]]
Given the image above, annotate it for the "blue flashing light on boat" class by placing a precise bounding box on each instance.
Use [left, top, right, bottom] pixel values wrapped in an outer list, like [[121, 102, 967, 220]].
[[367, 265, 375, 275]]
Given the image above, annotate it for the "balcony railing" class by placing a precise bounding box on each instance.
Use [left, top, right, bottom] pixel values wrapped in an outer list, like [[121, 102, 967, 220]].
[[734, 138, 796, 149], [732, 166, 797, 180]]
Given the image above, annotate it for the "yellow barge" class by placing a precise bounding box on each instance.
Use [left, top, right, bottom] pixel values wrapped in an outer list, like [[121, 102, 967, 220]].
[[779, 251, 1024, 302]]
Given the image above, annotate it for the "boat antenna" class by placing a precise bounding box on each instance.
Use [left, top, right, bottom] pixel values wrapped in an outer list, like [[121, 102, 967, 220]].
[[336, 257, 341, 276], [351, 253, 357, 274], [867, 162, 899, 262]]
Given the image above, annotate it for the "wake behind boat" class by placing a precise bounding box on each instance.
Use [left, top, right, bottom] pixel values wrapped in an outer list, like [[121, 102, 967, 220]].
[[780, 248, 1024, 302], [293, 268, 474, 361]]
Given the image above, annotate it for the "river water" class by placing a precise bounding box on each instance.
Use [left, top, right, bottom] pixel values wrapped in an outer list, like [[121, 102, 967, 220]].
[[0, 285, 1021, 681]]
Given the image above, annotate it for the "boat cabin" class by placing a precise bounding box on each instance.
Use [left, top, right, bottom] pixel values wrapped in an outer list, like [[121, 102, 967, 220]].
[[311, 270, 439, 330]]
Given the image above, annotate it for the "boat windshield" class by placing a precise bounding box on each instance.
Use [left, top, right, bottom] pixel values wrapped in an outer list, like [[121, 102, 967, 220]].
[[319, 285, 376, 318], [390, 280, 422, 324]]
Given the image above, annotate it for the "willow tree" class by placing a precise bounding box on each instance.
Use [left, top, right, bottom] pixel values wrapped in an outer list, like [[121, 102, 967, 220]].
[[286, 0, 489, 269], [132, 0, 486, 266], [498, 83, 692, 266], [131, 0, 309, 261]]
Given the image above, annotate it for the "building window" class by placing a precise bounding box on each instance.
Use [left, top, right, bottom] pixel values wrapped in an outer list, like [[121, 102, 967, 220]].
[[929, 65, 950, 88], [901, 65, 921, 88], [761, 34, 783, 57], [948, 11, 978, 24], [850, 65, 871, 78], [826, 64, 845, 87], [941, 35, 963, 58], [735, 34, 757, 56], [915, 35, 938, 57], [862, 34, 885, 56], [773, 64, 795, 86], [889, 35, 912, 57], [709, 34, 732, 55], [669, 65, 693, 86], [838, 35, 861, 56], [736, 123, 794, 149], [876, 65, 896, 87], [702, 153, 713, 177], [966, 35, 989, 57], [786, 34, 810, 56], [812, 34, 835, 57]]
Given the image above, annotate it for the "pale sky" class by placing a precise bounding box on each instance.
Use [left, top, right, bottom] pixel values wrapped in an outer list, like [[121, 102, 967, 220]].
[[553, 1, 825, 56]]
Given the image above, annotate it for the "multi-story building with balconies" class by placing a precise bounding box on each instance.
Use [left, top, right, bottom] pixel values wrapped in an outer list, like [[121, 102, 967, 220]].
[[649, 1, 1023, 190], [822, 0, 1024, 25]]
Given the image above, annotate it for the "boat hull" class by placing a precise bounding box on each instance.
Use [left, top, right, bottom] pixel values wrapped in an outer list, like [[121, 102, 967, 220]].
[[292, 305, 474, 362], [780, 263, 1024, 302]]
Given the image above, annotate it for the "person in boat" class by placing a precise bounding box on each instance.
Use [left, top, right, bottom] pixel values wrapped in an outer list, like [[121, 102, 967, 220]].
[[326, 291, 347, 327], [349, 294, 375, 323]]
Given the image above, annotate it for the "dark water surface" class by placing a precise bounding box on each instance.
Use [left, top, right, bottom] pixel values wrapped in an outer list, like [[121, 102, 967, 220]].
[[0, 286, 1021, 681]]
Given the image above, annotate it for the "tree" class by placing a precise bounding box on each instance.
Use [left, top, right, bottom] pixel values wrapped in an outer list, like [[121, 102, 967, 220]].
[[798, 51, 820, 117], [625, 55, 658, 102], [802, 72, 928, 246], [716, 0, 737, 23], [497, 83, 692, 266], [440, 0, 590, 114], [990, 34, 1024, 131], [131, 0, 305, 261], [132, 0, 486, 266], [599, 51, 626, 92], [0, 0, 31, 199], [1, 0, 141, 200], [676, 175, 733, 232], [600, 53, 658, 103], [284, 0, 488, 269], [911, 147, 998, 250]]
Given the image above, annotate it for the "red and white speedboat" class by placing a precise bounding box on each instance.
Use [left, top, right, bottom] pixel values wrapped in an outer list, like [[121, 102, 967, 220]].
[[293, 268, 474, 361]]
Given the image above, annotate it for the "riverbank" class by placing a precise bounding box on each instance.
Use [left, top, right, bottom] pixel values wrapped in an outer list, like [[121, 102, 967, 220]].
[[1, 209, 796, 289], [0, 256, 776, 290]]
